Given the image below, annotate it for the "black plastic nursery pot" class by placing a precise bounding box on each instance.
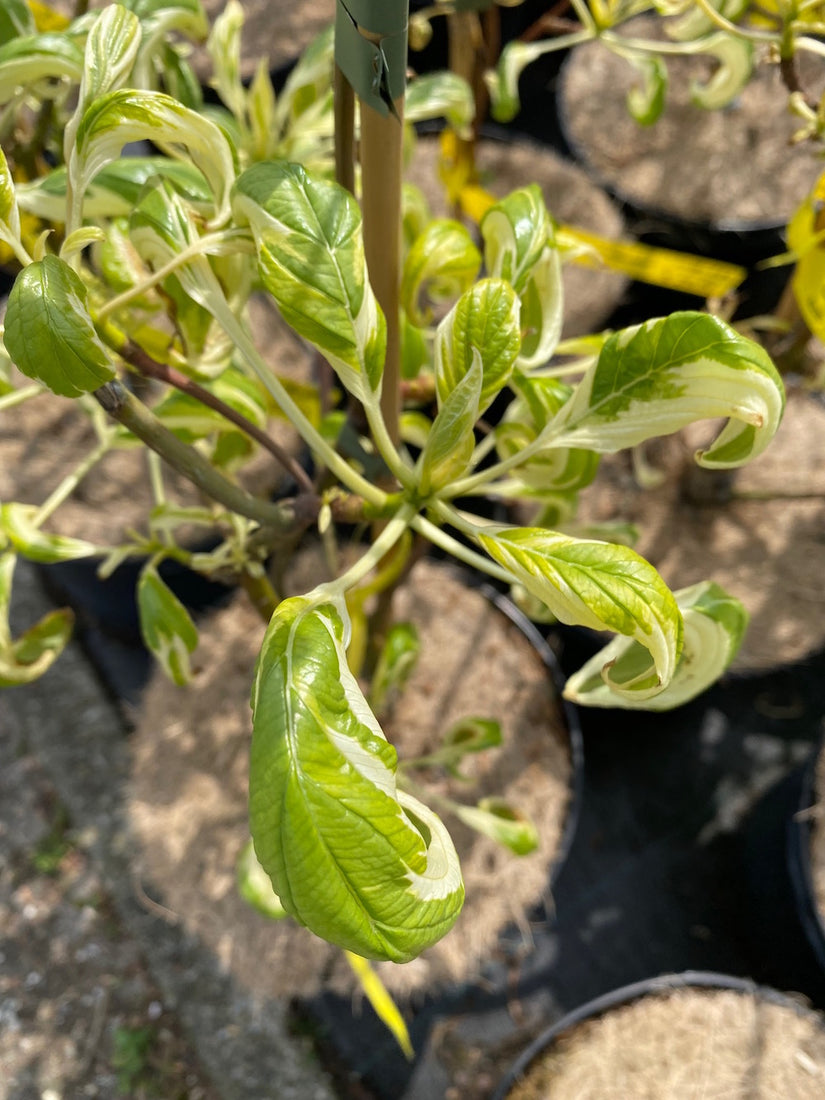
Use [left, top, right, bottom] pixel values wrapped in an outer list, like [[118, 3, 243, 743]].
[[555, 33, 810, 324], [788, 738, 825, 978], [491, 970, 825, 1099], [118, 552, 585, 1097]]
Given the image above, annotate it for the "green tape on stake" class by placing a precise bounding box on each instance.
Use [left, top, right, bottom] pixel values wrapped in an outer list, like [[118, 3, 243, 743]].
[[335, 0, 408, 117]]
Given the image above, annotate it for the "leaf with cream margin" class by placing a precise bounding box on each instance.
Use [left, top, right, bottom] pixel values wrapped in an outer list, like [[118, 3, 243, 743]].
[[0, 33, 83, 106], [136, 562, 199, 686], [685, 33, 753, 110], [495, 374, 599, 493], [564, 581, 748, 709], [419, 348, 482, 494], [233, 161, 386, 406], [17, 158, 212, 223], [478, 526, 682, 702], [249, 595, 464, 962], [405, 71, 475, 139], [0, 145, 20, 252], [435, 278, 521, 417], [0, 553, 73, 687], [626, 54, 667, 125], [546, 312, 784, 468], [71, 88, 236, 227], [400, 219, 481, 327], [0, 504, 99, 563], [3, 255, 116, 398], [481, 186, 562, 368], [237, 839, 288, 920], [451, 798, 539, 856]]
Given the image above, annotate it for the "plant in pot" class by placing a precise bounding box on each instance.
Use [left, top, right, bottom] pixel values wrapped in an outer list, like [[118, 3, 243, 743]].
[[0, 0, 785, 1065]]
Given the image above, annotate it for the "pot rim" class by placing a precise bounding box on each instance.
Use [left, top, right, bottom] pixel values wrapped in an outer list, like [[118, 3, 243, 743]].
[[556, 51, 790, 243], [492, 968, 821, 1099], [788, 736, 825, 972]]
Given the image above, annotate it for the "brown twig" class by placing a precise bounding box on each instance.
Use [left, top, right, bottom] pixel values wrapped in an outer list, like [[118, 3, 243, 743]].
[[117, 337, 316, 496], [520, 2, 581, 43]]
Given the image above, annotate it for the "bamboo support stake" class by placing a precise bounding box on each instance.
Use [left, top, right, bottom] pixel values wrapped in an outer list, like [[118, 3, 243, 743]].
[[360, 93, 404, 446]]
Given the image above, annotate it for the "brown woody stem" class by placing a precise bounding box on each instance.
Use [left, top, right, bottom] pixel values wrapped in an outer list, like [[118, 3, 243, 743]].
[[116, 337, 315, 495]]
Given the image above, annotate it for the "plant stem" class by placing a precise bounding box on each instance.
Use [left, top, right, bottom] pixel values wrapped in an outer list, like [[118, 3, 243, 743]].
[[0, 384, 42, 412], [315, 504, 416, 600], [93, 380, 316, 533], [94, 230, 254, 321], [32, 431, 116, 528], [200, 291, 391, 508], [360, 97, 404, 448], [410, 511, 512, 586], [110, 331, 315, 495]]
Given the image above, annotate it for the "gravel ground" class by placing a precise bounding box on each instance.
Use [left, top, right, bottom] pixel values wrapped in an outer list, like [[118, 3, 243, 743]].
[[0, 562, 337, 1100]]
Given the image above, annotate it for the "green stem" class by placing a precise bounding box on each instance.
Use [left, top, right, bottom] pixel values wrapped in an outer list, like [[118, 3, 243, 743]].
[[409, 511, 512, 586], [0, 384, 42, 412], [32, 431, 116, 527], [688, 0, 777, 40], [94, 230, 254, 321], [200, 292, 391, 509], [93, 380, 315, 532], [315, 504, 417, 600]]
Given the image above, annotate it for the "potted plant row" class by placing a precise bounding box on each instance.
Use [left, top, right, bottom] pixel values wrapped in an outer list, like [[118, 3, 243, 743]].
[[0, 0, 798, 1091]]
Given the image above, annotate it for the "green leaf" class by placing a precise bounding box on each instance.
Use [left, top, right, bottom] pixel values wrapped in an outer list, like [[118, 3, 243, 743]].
[[0, 0, 35, 46], [497, 375, 599, 492], [436, 279, 521, 416], [0, 504, 99, 563], [17, 158, 212, 222], [233, 161, 386, 405], [564, 580, 748, 710], [405, 71, 475, 139], [0, 145, 20, 247], [548, 312, 785, 468], [137, 562, 199, 686], [452, 798, 539, 856], [478, 526, 683, 701], [688, 33, 753, 110], [486, 39, 551, 123], [431, 717, 502, 776], [400, 219, 481, 327], [237, 838, 288, 920], [626, 54, 667, 125], [72, 88, 237, 227], [481, 185, 552, 294], [369, 622, 420, 717], [0, 552, 73, 687], [419, 348, 482, 494], [3, 255, 116, 398], [206, 0, 245, 123], [0, 33, 83, 105], [249, 595, 464, 962], [77, 4, 141, 110]]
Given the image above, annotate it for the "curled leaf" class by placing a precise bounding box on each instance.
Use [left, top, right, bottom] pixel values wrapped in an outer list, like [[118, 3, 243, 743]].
[[548, 312, 785, 468], [564, 581, 748, 709], [479, 526, 682, 702], [250, 596, 464, 962]]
